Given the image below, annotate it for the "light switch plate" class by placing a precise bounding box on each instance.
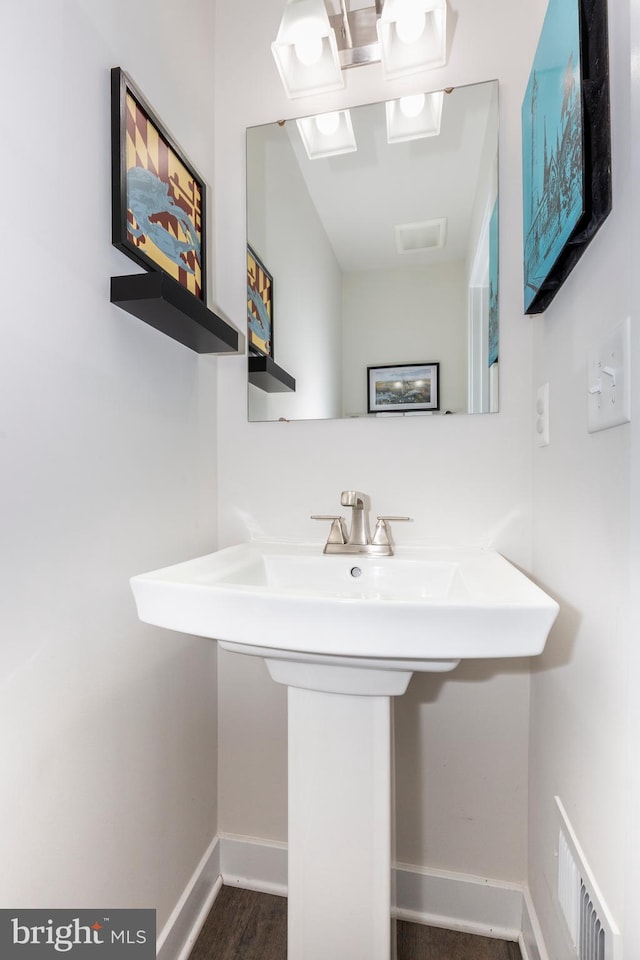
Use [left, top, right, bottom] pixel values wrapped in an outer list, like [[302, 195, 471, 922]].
[[587, 318, 631, 433], [535, 382, 550, 447]]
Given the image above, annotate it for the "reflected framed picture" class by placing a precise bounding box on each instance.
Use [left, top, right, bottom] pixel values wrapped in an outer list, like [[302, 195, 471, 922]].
[[367, 362, 439, 414], [247, 246, 274, 358], [521, 0, 611, 315], [111, 67, 206, 301]]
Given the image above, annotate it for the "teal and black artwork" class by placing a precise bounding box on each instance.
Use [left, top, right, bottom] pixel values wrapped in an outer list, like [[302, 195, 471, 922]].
[[522, 0, 584, 313]]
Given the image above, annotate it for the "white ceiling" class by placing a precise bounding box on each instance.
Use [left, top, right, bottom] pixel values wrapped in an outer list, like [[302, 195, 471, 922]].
[[284, 80, 497, 273]]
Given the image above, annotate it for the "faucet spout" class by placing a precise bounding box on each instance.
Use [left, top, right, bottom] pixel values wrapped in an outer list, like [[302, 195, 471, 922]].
[[340, 490, 369, 545]]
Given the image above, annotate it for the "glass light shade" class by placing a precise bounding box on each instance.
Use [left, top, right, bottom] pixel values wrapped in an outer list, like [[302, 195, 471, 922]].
[[272, 0, 344, 98], [385, 90, 444, 143], [377, 0, 447, 79], [296, 110, 357, 159]]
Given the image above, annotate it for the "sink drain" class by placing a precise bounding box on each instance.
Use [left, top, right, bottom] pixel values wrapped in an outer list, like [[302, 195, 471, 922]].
[[350, 566, 362, 578]]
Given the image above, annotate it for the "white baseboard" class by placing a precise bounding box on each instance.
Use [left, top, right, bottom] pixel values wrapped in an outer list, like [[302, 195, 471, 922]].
[[219, 833, 288, 896], [156, 836, 222, 960], [158, 833, 550, 960], [519, 888, 551, 960], [393, 860, 523, 940]]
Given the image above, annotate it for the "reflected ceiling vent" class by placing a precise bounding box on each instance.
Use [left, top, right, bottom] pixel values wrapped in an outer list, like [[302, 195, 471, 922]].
[[395, 217, 447, 254]]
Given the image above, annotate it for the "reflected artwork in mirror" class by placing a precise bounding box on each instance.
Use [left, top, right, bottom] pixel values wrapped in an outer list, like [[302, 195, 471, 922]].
[[246, 80, 499, 422]]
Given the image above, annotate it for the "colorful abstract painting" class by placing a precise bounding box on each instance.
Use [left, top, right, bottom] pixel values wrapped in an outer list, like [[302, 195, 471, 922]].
[[112, 68, 206, 301], [247, 247, 273, 357], [522, 0, 584, 313]]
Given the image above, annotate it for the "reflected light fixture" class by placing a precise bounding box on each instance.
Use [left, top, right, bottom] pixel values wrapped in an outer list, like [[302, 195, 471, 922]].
[[296, 109, 357, 159], [272, 0, 448, 99], [385, 89, 444, 142]]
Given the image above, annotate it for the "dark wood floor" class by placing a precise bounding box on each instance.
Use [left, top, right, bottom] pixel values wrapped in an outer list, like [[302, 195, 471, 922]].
[[189, 885, 522, 960]]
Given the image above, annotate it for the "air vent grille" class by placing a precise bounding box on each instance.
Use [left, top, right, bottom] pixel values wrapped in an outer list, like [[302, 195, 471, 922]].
[[579, 883, 606, 960], [556, 797, 621, 960], [395, 217, 447, 254], [558, 829, 581, 951]]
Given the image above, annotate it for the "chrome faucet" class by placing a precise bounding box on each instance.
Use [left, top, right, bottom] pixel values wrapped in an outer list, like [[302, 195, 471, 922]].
[[340, 490, 369, 545], [312, 491, 411, 556]]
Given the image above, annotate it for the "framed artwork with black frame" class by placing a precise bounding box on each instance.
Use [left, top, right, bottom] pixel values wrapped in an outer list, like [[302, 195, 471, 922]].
[[111, 66, 206, 302], [247, 246, 274, 358], [367, 362, 439, 414], [521, 0, 611, 315]]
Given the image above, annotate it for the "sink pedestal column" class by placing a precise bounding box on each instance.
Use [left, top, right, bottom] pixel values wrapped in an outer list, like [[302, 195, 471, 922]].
[[266, 660, 413, 960]]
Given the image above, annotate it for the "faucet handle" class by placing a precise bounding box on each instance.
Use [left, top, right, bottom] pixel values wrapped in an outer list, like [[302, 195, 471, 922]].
[[311, 515, 348, 545], [372, 516, 412, 546]]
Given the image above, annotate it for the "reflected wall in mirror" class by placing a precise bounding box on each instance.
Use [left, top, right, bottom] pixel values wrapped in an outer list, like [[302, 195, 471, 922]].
[[246, 80, 499, 422]]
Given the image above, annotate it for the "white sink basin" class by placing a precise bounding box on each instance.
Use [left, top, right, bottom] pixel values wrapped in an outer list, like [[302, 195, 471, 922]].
[[131, 541, 558, 675], [131, 540, 559, 960]]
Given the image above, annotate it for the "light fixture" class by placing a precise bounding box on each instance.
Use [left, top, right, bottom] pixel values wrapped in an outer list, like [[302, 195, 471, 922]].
[[296, 109, 357, 159], [385, 90, 444, 142], [377, 0, 447, 78], [271, 0, 344, 99], [272, 0, 447, 99]]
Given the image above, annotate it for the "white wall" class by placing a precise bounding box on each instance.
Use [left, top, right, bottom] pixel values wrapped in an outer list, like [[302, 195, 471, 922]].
[[342, 262, 467, 415], [214, 0, 539, 883], [627, 4, 640, 957], [0, 0, 219, 931], [247, 123, 343, 420], [528, 0, 635, 955], [465, 80, 499, 285]]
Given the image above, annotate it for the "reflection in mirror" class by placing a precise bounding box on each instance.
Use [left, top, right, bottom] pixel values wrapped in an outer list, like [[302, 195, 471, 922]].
[[246, 80, 499, 422]]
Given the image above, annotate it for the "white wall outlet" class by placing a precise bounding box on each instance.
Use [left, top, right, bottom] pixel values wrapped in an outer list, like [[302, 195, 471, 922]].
[[535, 382, 550, 447], [587, 318, 631, 433]]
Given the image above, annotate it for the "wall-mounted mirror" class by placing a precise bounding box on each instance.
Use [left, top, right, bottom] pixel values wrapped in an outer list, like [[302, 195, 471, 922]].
[[246, 79, 499, 422]]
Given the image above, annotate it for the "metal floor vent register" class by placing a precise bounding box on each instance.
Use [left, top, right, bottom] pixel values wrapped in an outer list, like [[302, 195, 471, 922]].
[[556, 798, 621, 960]]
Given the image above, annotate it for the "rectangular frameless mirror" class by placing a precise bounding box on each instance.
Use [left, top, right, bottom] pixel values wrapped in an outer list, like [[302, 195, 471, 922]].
[[246, 79, 499, 422]]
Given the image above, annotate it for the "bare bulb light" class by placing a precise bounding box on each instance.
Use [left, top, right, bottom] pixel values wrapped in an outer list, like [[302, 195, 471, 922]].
[[395, 9, 426, 44], [315, 111, 341, 136], [293, 22, 324, 65], [399, 93, 426, 118]]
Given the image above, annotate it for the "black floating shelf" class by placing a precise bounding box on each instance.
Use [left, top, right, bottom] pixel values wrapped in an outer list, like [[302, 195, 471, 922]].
[[111, 272, 239, 354], [248, 355, 296, 393]]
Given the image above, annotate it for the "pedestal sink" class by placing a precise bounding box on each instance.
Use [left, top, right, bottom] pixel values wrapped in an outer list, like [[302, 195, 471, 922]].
[[131, 541, 558, 960]]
